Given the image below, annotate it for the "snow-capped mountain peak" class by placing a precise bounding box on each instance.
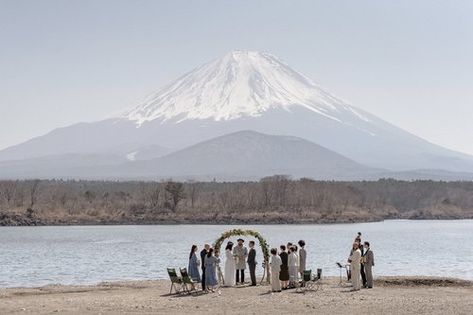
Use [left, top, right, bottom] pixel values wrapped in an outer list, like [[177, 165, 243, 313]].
[[120, 50, 367, 125], [3, 51, 473, 177]]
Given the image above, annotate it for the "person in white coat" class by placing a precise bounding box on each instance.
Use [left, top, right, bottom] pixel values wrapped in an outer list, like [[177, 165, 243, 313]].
[[288, 246, 298, 288], [293, 245, 300, 276], [269, 248, 282, 292], [223, 241, 236, 287], [349, 242, 362, 291]]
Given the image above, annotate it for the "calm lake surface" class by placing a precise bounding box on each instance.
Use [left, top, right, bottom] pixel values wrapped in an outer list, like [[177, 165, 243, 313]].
[[0, 220, 472, 288]]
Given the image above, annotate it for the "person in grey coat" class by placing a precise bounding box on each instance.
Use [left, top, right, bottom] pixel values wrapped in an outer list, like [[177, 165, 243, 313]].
[[233, 238, 248, 284], [188, 245, 201, 282], [363, 241, 375, 288], [298, 240, 307, 278]]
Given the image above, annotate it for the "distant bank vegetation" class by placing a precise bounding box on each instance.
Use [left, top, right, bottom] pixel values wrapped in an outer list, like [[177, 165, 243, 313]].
[[0, 177, 472, 225]]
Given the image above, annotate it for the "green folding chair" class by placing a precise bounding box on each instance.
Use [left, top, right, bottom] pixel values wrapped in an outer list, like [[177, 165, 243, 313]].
[[167, 268, 183, 294], [180, 267, 199, 294], [301, 269, 321, 293]]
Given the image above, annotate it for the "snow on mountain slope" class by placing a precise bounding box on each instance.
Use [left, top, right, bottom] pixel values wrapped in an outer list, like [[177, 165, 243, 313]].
[[1, 50, 473, 177], [121, 50, 370, 126]]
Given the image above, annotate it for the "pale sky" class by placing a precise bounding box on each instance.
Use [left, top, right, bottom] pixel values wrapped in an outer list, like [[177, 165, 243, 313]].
[[1, 0, 473, 154]]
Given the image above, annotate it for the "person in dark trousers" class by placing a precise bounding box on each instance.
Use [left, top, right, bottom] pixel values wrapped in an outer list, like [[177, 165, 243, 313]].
[[233, 238, 248, 284], [279, 245, 289, 289], [360, 254, 367, 287], [200, 243, 210, 291], [363, 241, 375, 288], [247, 241, 257, 286]]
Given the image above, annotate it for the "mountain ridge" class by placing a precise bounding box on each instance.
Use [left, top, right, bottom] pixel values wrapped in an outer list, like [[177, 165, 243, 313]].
[[1, 50, 473, 177], [1, 130, 473, 181], [119, 130, 379, 180], [0, 130, 379, 180]]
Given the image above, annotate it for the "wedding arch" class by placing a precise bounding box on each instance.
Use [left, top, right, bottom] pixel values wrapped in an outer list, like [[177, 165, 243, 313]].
[[213, 228, 271, 284]]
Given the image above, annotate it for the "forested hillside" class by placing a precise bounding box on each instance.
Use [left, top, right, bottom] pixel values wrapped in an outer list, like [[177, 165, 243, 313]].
[[1, 177, 472, 225]]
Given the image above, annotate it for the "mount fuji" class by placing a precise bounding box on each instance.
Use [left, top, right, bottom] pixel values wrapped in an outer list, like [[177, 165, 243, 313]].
[[1, 50, 473, 179]]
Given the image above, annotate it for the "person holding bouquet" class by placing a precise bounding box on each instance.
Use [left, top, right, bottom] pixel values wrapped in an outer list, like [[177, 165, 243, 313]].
[[349, 242, 362, 291]]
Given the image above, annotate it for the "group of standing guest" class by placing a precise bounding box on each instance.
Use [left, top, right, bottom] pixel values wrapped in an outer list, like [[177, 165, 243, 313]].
[[187, 239, 258, 293], [348, 232, 374, 291], [187, 244, 219, 292], [188, 234, 373, 294], [269, 240, 307, 293]]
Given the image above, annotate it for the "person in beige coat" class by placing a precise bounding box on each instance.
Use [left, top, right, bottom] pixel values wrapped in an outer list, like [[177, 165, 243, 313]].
[[349, 242, 362, 291], [233, 238, 248, 284], [269, 248, 282, 292], [363, 241, 375, 288]]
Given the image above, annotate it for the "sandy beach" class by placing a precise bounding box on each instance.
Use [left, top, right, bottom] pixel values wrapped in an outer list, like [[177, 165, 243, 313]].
[[0, 277, 471, 315]]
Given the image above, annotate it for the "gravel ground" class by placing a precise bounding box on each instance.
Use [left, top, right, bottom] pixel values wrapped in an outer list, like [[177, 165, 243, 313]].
[[0, 277, 472, 315]]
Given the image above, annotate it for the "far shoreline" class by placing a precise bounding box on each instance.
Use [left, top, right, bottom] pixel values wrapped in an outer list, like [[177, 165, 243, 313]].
[[1, 218, 473, 227]]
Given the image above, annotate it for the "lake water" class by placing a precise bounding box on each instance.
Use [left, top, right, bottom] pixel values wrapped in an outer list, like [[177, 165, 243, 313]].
[[0, 220, 472, 288]]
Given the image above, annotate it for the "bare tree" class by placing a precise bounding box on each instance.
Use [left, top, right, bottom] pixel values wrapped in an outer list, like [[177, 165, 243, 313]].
[[260, 177, 274, 207], [187, 180, 199, 208], [272, 175, 291, 206], [28, 179, 40, 209], [260, 175, 291, 207], [84, 190, 95, 203], [147, 183, 161, 209], [0, 180, 17, 207], [165, 181, 185, 211], [219, 191, 230, 208]]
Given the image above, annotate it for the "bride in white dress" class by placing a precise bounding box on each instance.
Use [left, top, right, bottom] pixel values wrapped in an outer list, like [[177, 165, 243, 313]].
[[223, 242, 236, 287]]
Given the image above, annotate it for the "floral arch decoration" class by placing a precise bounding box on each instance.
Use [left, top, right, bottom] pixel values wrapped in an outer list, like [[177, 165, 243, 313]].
[[213, 228, 271, 284]]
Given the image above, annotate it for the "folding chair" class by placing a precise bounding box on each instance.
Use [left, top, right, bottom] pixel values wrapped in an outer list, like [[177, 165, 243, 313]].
[[167, 268, 184, 294], [180, 267, 199, 294], [301, 269, 321, 292]]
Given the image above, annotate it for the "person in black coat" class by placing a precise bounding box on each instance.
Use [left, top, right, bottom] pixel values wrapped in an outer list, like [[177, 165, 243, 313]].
[[200, 244, 210, 291], [279, 245, 289, 289], [247, 241, 257, 286]]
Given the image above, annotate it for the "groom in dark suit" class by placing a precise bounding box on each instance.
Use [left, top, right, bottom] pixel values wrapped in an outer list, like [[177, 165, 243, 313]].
[[200, 244, 210, 291], [247, 241, 257, 286]]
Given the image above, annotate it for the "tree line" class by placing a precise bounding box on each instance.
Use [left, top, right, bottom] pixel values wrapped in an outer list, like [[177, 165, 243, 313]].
[[0, 176, 472, 225]]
